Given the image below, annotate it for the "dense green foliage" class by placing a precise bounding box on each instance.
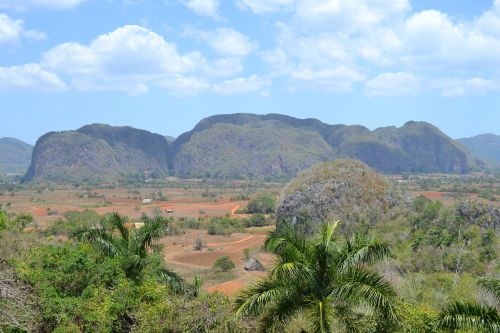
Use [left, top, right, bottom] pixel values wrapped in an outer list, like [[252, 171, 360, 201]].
[[236, 222, 397, 332], [213, 256, 236, 272], [0, 137, 33, 175], [45, 210, 101, 236], [246, 194, 276, 214], [438, 277, 500, 331]]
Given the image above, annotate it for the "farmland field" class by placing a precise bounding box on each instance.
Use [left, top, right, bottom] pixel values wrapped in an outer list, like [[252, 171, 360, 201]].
[[1, 173, 498, 297]]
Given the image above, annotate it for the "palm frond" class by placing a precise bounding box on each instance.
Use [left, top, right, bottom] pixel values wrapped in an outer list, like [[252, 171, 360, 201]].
[[157, 267, 186, 294], [479, 277, 500, 304], [135, 216, 168, 253], [72, 226, 119, 257], [235, 277, 289, 318], [438, 301, 500, 332], [337, 234, 391, 272], [332, 268, 397, 323], [258, 289, 308, 333], [265, 227, 309, 263], [108, 212, 129, 241], [122, 252, 146, 278], [319, 221, 340, 248], [305, 298, 333, 333]]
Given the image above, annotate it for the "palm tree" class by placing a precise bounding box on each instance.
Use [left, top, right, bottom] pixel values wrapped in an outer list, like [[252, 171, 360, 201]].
[[438, 277, 500, 332], [73, 212, 185, 293], [235, 221, 397, 333]]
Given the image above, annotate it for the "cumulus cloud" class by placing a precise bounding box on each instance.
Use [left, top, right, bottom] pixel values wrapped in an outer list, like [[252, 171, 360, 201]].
[[431, 77, 499, 97], [0, 63, 66, 92], [0, 25, 257, 96], [252, 0, 500, 95], [0, 13, 46, 44], [182, 0, 219, 18], [0, 0, 86, 10], [41, 25, 206, 93], [365, 72, 420, 96]]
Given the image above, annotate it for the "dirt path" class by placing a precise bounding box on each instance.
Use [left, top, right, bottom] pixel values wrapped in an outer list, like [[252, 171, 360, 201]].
[[167, 234, 267, 268], [230, 205, 240, 216], [207, 235, 263, 247]]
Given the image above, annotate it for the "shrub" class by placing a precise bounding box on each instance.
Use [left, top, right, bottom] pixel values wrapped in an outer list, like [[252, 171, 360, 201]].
[[244, 214, 268, 227], [193, 238, 206, 251], [247, 194, 276, 214], [213, 256, 235, 272]]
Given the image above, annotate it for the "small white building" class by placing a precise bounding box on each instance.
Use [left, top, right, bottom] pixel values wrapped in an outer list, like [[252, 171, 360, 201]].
[[142, 198, 152, 205]]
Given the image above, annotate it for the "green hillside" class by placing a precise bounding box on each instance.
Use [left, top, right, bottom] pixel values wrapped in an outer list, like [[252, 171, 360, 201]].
[[0, 138, 33, 175], [24, 125, 169, 182], [458, 134, 500, 163], [25, 114, 483, 182]]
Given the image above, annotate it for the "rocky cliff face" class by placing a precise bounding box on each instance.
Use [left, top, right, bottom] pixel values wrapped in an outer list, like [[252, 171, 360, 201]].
[[276, 160, 410, 234], [24, 124, 169, 182], [171, 114, 479, 177], [25, 114, 483, 182]]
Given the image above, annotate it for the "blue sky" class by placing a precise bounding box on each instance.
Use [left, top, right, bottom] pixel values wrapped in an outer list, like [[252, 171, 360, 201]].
[[0, 0, 499, 144]]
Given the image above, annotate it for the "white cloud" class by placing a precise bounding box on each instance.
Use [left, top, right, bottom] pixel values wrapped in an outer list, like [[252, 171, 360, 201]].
[[254, 0, 500, 95], [237, 0, 295, 14], [291, 65, 365, 91], [0, 13, 22, 43], [295, 0, 410, 32], [0, 0, 86, 10], [183, 0, 219, 18], [185, 27, 257, 57], [0, 13, 46, 44], [211, 75, 270, 95], [204, 58, 243, 78], [159, 76, 210, 97], [365, 72, 419, 96], [431, 77, 499, 97], [41, 25, 206, 94], [0, 63, 66, 92]]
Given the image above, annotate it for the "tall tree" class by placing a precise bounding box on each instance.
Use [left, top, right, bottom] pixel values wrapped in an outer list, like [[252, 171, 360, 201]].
[[235, 221, 397, 333], [438, 277, 500, 332]]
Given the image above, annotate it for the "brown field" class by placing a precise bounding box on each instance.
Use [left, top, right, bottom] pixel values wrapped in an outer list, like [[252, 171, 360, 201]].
[[0, 183, 280, 296], [160, 228, 274, 296], [2, 173, 498, 297], [1, 186, 259, 228]]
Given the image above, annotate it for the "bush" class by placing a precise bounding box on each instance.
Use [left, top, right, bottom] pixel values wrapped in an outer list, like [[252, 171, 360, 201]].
[[207, 217, 244, 236], [193, 238, 206, 251], [213, 256, 235, 272], [244, 214, 269, 227], [45, 210, 101, 236], [247, 194, 276, 214]]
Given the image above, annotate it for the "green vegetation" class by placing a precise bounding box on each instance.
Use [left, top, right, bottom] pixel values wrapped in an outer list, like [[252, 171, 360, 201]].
[[22, 114, 481, 183], [74, 213, 184, 289], [438, 277, 500, 331], [213, 256, 236, 272], [458, 133, 500, 163], [0, 137, 33, 175], [45, 210, 101, 236], [24, 124, 169, 182], [246, 194, 276, 214], [236, 222, 397, 332]]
